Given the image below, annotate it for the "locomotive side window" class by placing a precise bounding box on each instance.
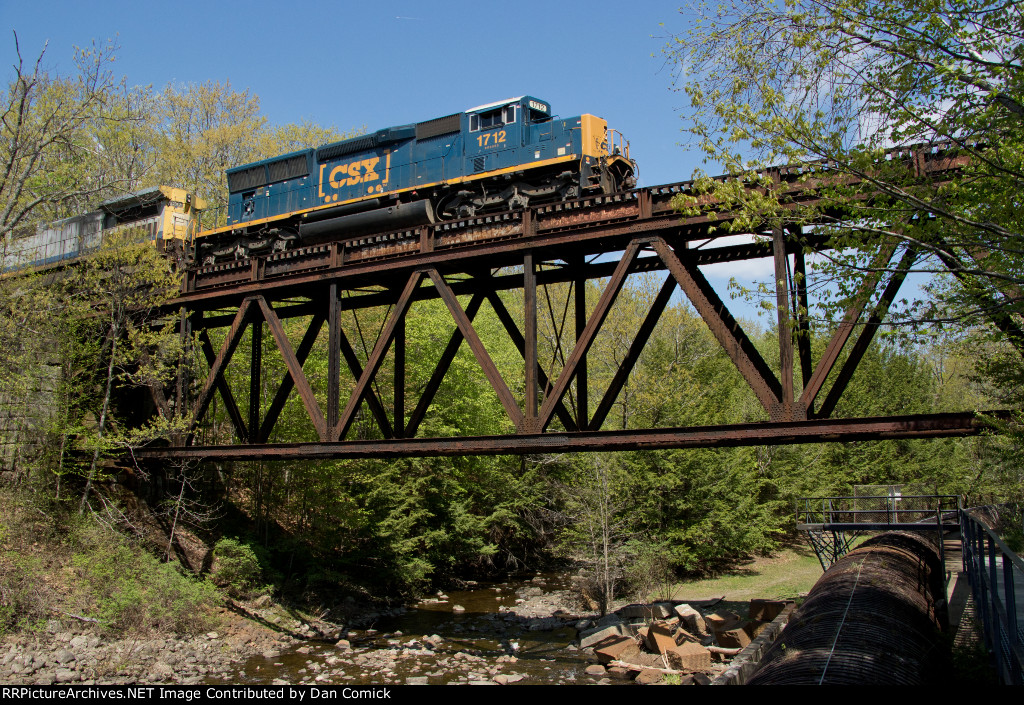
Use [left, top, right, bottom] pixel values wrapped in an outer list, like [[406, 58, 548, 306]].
[[470, 105, 516, 131]]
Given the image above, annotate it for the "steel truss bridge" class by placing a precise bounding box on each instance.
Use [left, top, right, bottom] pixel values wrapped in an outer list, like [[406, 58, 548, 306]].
[[134, 145, 1011, 463]]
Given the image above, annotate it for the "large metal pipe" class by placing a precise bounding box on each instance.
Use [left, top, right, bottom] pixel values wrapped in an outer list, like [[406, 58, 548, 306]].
[[299, 200, 434, 242], [747, 532, 950, 685]]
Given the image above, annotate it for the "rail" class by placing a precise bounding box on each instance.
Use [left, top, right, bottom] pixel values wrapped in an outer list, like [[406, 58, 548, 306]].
[[961, 508, 1024, 684]]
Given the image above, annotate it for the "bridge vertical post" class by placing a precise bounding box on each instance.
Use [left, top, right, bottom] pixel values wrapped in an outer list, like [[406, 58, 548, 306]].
[[524, 252, 538, 428], [328, 283, 341, 430], [772, 225, 794, 418], [574, 255, 588, 429], [249, 317, 262, 443]]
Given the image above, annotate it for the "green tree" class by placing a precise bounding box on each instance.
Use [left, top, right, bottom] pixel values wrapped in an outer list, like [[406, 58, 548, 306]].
[[555, 454, 638, 614], [146, 81, 355, 224], [0, 35, 147, 238], [64, 228, 184, 513], [148, 81, 267, 219], [665, 0, 1023, 330]]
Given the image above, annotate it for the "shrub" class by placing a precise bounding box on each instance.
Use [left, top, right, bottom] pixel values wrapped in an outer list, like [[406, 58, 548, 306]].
[[210, 537, 270, 599], [0, 553, 52, 635], [71, 540, 219, 635]]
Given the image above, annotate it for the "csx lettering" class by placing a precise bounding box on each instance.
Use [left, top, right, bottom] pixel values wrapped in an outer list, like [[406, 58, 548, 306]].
[[327, 158, 380, 189]]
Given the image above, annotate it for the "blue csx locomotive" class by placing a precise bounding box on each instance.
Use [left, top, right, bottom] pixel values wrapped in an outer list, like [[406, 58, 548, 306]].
[[199, 96, 636, 261]]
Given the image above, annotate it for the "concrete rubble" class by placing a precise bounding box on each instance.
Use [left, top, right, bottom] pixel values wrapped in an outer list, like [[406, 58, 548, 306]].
[[578, 598, 794, 685]]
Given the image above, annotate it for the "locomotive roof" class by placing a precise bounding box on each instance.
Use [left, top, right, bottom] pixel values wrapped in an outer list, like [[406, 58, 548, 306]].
[[465, 97, 525, 113], [225, 97, 550, 181]]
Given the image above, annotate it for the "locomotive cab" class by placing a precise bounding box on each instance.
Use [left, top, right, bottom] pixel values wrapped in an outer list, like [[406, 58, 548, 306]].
[[454, 96, 636, 215]]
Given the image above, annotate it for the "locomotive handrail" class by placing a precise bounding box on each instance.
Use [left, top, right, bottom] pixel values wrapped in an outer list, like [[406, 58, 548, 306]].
[[608, 129, 631, 161]]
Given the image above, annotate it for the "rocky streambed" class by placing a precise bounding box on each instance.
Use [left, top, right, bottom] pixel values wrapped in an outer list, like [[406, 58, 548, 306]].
[[1, 574, 758, 686]]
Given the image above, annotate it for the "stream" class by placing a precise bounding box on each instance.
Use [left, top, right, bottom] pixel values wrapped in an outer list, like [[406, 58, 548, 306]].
[[214, 574, 620, 686]]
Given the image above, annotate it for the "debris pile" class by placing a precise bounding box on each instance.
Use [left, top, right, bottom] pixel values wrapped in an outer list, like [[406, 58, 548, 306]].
[[577, 598, 792, 685]]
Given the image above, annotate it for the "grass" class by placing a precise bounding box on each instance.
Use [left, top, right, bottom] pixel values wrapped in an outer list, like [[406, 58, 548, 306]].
[[669, 541, 823, 603]]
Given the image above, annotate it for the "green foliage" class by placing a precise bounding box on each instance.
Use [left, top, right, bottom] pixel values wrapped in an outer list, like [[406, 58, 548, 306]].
[[0, 36, 137, 238], [664, 0, 1024, 372], [5, 28, 1015, 594], [210, 537, 271, 599], [0, 487, 219, 637], [555, 455, 638, 613], [0, 551, 50, 635], [71, 536, 219, 635]]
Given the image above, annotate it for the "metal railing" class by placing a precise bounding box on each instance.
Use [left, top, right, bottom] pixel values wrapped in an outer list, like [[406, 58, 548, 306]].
[[961, 509, 1024, 684], [797, 494, 961, 526], [796, 494, 961, 571]]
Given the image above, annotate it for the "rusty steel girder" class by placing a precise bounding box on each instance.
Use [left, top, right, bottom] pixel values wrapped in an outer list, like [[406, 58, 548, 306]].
[[135, 147, 1005, 462], [135, 412, 1000, 461]]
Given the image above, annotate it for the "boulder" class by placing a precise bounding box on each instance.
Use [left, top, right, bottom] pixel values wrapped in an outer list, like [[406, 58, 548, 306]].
[[666, 642, 712, 672], [617, 644, 668, 670], [593, 636, 636, 664], [634, 669, 664, 685], [705, 610, 742, 633], [642, 622, 678, 655], [580, 621, 627, 649], [715, 624, 752, 649], [675, 627, 700, 644], [616, 602, 673, 621], [652, 602, 675, 619], [674, 604, 707, 635], [54, 668, 78, 683], [616, 604, 650, 619]]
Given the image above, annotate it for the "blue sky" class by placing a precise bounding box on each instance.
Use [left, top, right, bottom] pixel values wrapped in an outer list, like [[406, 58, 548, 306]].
[[2, 1, 704, 187], [0, 1, 796, 323]]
